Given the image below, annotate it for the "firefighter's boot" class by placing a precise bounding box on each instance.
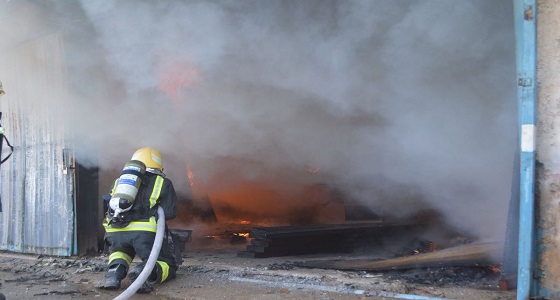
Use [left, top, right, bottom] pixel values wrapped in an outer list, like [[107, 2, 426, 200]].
[[130, 263, 158, 294], [136, 281, 154, 294], [95, 264, 127, 290], [127, 262, 146, 282]]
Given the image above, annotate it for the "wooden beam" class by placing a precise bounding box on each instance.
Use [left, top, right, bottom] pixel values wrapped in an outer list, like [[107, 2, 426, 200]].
[[297, 241, 503, 271]]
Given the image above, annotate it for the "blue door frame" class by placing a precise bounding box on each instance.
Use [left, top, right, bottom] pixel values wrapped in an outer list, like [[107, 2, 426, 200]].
[[513, 0, 537, 299]]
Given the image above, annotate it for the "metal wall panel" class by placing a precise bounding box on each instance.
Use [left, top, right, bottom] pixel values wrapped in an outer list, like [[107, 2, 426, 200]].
[[0, 32, 75, 256]]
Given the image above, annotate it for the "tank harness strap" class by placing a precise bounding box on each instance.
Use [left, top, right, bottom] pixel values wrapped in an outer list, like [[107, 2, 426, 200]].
[[104, 179, 119, 225], [111, 179, 118, 194], [104, 175, 164, 232], [149, 175, 164, 209]]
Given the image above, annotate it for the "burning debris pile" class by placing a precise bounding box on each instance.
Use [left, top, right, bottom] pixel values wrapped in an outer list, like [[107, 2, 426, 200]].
[[232, 209, 462, 258], [238, 221, 430, 258]]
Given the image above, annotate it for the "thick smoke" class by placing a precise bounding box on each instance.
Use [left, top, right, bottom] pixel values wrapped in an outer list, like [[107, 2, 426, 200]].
[[2, 1, 516, 239]]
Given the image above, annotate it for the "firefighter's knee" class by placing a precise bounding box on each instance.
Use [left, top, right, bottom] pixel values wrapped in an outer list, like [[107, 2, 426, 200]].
[[108, 251, 132, 269]]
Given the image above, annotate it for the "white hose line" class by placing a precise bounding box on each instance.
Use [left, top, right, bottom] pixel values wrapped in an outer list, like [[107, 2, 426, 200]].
[[114, 206, 166, 300]]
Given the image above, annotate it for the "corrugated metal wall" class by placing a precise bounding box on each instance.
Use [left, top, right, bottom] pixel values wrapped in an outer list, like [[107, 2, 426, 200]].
[[0, 32, 76, 256]]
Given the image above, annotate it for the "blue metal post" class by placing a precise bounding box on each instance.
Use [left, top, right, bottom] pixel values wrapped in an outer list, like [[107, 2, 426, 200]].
[[513, 0, 537, 299]]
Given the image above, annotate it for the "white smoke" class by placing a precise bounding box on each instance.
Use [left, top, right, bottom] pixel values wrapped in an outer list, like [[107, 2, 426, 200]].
[[2, 0, 517, 239]]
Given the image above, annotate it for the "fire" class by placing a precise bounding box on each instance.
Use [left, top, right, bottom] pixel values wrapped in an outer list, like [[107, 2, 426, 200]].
[[234, 232, 250, 237], [488, 265, 502, 273], [207, 181, 345, 225], [157, 60, 200, 98], [187, 164, 196, 187], [307, 167, 320, 175]]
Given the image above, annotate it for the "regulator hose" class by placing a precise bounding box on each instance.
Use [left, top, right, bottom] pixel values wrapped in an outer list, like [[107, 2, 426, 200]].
[[114, 206, 165, 300]]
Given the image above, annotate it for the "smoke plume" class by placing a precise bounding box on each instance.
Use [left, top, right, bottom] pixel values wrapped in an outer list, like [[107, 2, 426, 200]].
[[0, 0, 517, 239]]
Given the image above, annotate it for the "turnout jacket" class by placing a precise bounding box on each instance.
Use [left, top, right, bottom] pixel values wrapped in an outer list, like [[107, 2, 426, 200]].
[[103, 172, 177, 233]]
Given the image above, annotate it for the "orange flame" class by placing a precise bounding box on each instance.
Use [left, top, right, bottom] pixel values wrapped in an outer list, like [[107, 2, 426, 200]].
[[488, 265, 502, 273], [187, 164, 196, 187], [307, 167, 320, 175], [157, 60, 200, 98]]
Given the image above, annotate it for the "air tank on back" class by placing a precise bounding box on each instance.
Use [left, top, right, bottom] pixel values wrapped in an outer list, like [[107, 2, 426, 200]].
[[109, 159, 146, 220]]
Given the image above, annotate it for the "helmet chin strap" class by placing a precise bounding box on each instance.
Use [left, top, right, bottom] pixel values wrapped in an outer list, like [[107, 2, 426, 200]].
[[146, 168, 166, 177]]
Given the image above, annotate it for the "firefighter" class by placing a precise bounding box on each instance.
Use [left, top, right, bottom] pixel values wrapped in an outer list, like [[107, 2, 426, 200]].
[[96, 147, 178, 293]]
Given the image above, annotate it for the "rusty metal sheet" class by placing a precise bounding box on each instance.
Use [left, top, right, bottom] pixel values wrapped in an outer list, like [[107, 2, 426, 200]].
[[0, 32, 75, 256]]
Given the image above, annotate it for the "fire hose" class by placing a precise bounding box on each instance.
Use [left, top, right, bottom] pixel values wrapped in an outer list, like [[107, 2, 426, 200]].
[[113, 206, 165, 300]]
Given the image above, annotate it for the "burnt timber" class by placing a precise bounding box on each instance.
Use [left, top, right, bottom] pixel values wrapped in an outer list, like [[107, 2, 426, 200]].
[[238, 221, 430, 258], [296, 241, 502, 271]]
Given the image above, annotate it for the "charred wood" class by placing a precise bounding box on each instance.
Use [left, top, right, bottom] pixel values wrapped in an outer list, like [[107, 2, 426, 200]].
[[296, 241, 502, 271], [239, 221, 429, 258]]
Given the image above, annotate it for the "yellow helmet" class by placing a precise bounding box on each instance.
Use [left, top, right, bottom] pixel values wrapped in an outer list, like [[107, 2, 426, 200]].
[[131, 147, 164, 170]]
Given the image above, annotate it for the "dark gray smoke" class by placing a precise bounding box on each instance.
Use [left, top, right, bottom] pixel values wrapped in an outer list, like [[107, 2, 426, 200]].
[[1, 0, 517, 239]]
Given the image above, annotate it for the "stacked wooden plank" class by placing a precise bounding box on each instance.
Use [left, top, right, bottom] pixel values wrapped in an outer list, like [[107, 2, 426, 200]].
[[238, 222, 426, 258]]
